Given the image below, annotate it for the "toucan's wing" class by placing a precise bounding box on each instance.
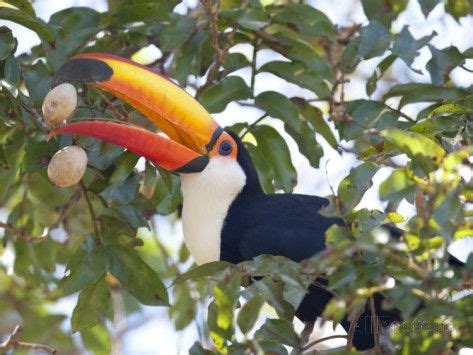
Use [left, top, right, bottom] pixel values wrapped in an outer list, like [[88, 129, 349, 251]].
[[234, 194, 342, 263]]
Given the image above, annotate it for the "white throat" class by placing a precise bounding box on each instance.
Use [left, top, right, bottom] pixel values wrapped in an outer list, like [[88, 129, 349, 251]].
[[180, 157, 246, 265]]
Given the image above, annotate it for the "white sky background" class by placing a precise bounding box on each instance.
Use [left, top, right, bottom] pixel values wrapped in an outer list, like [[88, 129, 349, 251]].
[[2, 0, 473, 353]]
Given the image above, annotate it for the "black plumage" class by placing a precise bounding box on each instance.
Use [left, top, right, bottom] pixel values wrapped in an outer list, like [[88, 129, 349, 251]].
[[221, 131, 401, 350]]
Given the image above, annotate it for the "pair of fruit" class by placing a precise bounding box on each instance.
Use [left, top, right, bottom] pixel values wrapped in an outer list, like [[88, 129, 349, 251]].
[[43, 83, 87, 188]]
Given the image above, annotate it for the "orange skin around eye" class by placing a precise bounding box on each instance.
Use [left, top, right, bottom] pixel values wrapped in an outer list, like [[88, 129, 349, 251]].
[[209, 132, 238, 159]]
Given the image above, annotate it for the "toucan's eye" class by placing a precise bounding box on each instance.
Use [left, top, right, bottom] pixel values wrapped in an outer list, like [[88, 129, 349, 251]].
[[218, 140, 233, 156]]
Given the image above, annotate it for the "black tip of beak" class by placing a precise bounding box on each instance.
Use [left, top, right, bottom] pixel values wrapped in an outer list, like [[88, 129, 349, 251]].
[[52, 58, 113, 88], [172, 155, 209, 174]]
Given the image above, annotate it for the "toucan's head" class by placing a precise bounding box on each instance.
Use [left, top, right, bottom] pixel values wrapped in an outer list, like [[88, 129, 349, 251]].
[[50, 53, 240, 175]]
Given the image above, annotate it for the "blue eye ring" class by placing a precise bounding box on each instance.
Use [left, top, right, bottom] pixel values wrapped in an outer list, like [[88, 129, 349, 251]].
[[218, 140, 233, 156]]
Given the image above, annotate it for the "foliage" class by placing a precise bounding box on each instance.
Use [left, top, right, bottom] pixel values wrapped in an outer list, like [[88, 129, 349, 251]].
[[0, 0, 472, 353]]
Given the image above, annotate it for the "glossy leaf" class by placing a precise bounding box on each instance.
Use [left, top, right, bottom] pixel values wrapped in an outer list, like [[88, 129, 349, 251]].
[[199, 76, 251, 113], [255, 91, 301, 133], [237, 294, 265, 334], [254, 319, 299, 347], [358, 21, 391, 59], [61, 237, 109, 294], [109, 245, 169, 306], [0, 27, 16, 60], [172, 261, 233, 285], [338, 162, 380, 213], [0, 8, 54, 43], [252, 125, 297, 193], [71, 276, 110, 332], [427, 45, 465, 85]]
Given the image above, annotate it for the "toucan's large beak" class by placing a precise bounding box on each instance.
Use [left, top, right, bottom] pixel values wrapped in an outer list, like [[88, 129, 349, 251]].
[[50, 53, 225, 173]]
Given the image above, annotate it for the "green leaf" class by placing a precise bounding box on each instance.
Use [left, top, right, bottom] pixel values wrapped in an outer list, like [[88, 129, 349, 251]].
[[3, 0, 35, 15], [169, 283, 196, 330], [114, 1, 176, 24], [361, 0, 408, 27], [246, 143, 275, 194], [213, 274, 241, 335], [366, 54, 396, 96], [255, 91, 301, 133], [294, 99, 337, 148], [161, 16, 196, 51], [109, 245, 169, 305], [199, 76, 251, 113], [150, 174, 182, 215], [0, 27, 16, 61], [232, 7, 269, 30], [338, 162, 380, 214], [0, 8, 54, 43], [380, 168, 416, 202], [61, 237, 109, 293], [392, 27, 436, 67], [237, 294, 265, 334], [419, 0, 442, 16], [383, 83, 466, 107], [71, 276, 110, 332], [285, 42, 334, 81], [427, 45, 465, 85], [259, 61, 330, 98], [445, 0, 471, 20], [271, 3, 335, 38], [189, 342, 213, 355], [4, 55, 20, 85], [252, 125, 297, 193], [110, 151, 139, 184], [381, 129, 446, 171], [358, 20, 392, 59], [80, 324, 111, 355], [387, 212, 406, 223], [85, 140, 124, 171], [117, 205, 148, 229], [101, 174, 140, 206], [175, 31, 210, 85], [341, 100, 398, 140], [23, 60, 52, 107], [172, 261, 233, 285], [285, 121, 323, 169], [223, 52, 250, 72], [254, 319, 299, 347]]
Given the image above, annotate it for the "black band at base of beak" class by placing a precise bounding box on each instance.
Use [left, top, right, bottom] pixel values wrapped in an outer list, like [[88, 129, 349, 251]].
[[171, 155, 210, 174], [52, 58, 113, 87]]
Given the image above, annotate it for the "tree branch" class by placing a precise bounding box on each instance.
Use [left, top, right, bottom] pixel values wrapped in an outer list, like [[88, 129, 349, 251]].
[[346, 303, 366, 350], [195, 0, 237, 98], [369, 296, 381, 354], [303, 335, 348, 352], [0, 325, 56, 354]]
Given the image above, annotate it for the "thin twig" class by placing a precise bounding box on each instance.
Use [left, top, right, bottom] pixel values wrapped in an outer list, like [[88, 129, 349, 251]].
[[369, 296, 381, 354], [250, 37, 258, 95], [346, 303, 366, 350], [94, 88, 127, 121], [0, 222, 48, 243], [302, 335, 348, 352], [80, 181, 101, 243], [0, 325, 56, 354], [240, 113, 268, 138], [0, 187, 82, 244], [196, 0, 237, 98], [20, 103, 49, 133]]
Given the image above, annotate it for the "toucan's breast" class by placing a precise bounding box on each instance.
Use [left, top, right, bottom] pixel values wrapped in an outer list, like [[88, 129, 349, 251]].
[[180, 157, 246, 264]]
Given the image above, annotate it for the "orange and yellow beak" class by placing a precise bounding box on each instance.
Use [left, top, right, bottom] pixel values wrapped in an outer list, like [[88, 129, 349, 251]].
[[50, 53, 236, 173]]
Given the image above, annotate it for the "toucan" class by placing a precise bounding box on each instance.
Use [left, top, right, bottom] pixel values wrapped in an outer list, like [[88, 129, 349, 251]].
[[49, 53, 458, 351]]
